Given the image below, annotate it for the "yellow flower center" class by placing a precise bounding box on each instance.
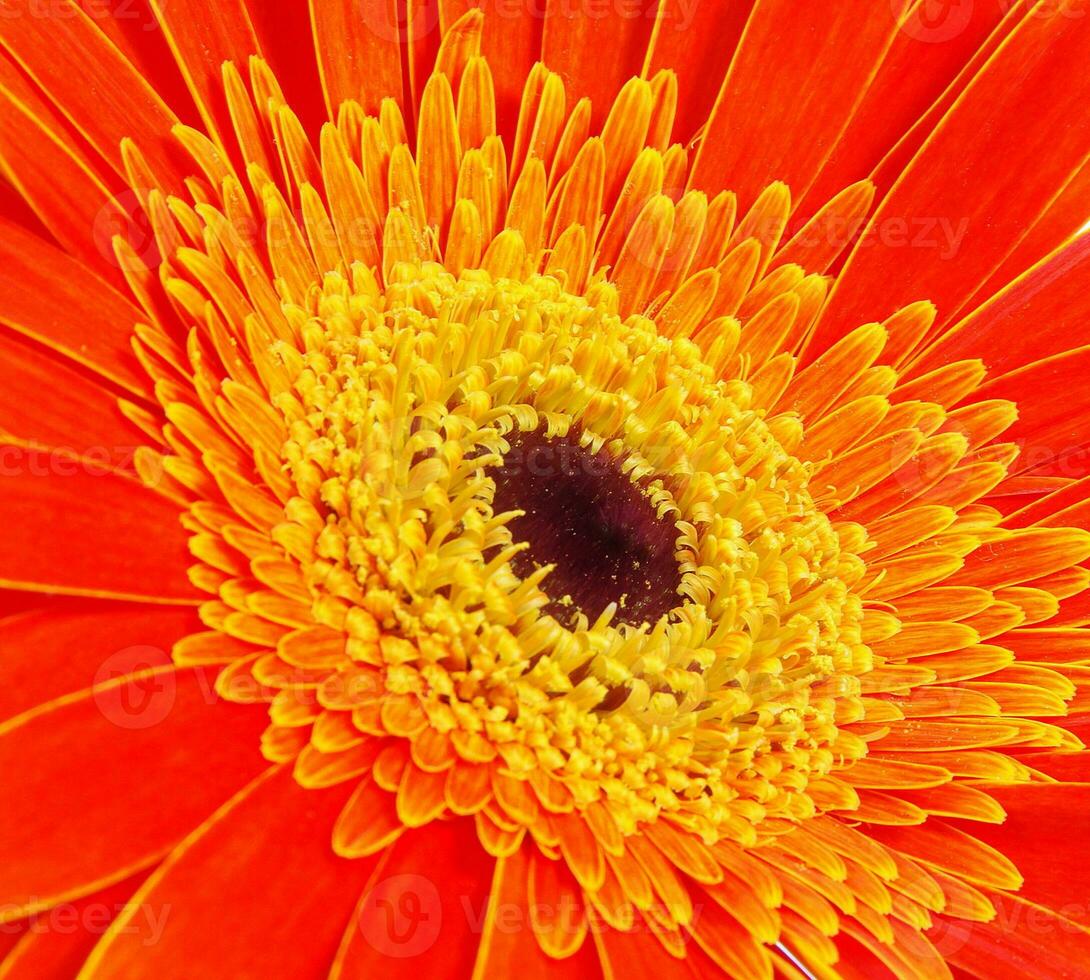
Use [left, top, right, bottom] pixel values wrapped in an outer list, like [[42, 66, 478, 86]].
[[263, 260, 873, 842]]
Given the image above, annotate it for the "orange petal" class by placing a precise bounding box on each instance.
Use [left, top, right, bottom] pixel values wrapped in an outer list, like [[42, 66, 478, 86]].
[[689, 0, 905, 209], [433, 7, 485, 92], [626, 833, 693, 926], [0, 463, 196, 602], [687, 894, 773, 980], [955, 528, 1090, 590], [541, 0, 657, 129], [0, 219, 148, 395], [814, 10, 1090, 354], [773, 180, 876, 277], [82, 765, 378, 979], [0, 667, 269, 920], [147, 0, 262, 149], [0, 603, 201, 723], [910, 233, 1090, 382], [527, 846, 588, 958], [331, 817, 495, 978], [334, 775, 406, 857], [550, 811, 605, 892], [0, 870, 150, 980], [642, 820, 722, 886], [312, 0, 404, 118], [441, 1, 535, 138], [0, 0, 186, 192], [471, 842, 604, 979], [867, 820, 1022, 892], [799, 0, 1011, 217]]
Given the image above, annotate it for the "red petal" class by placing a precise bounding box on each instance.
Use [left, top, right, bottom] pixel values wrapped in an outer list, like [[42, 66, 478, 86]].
[[931, 892, 1090, 980], [442, 0, 540, 137], [594, 919, 715, 978], [689, 0, 906, 209], [836, 921, 950, 980], [946, 783, 1090, 926], [471, 841, 603, 978], [799, 1, 1012, 219], [144, 0, 262, 148], [1017, 751, 1090, 782], [909, 233, 1090, 381], [644, 0, 753, 143], [965, 162, 1090, 314], [0, 330, 145, 467], [0, 603, 201, 724], [330, 817, 494, 978], [405, 0, 442, 112], [973, 347, 1090, 478], [541, 0, 657, 128], [247, 2, 326, 137], [0, 168, 49, 236], [71, 3, 197, 124], [0, 871, 149, 980], [998, 475, 1090, 529], [0, 219, 148, 395], [0, 63, 125, 285], [82, 766, 380, 979], [0, 462, 196, 602], [0, 920, 27, 963], [867, 5, 1032, 196], [0, 667, 269, 919], [812, 11, 1090, 356], [0, 590, 56, 618], [0, 0, 187, 192], [311, 0, 405, 118]]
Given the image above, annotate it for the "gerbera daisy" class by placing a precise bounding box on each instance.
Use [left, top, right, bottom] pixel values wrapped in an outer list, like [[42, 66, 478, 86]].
[[2, 0, 1090, 976]]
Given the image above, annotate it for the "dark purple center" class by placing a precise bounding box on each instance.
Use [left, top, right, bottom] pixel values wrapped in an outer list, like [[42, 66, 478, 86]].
[[491, 430, 682, 627]]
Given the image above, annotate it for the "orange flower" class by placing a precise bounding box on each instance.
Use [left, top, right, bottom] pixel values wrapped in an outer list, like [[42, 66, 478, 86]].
[[2, 1, 1090, 977]]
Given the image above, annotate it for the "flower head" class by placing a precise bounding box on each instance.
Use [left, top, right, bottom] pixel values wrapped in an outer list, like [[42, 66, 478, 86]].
[[2, 2, 1090, 978]]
